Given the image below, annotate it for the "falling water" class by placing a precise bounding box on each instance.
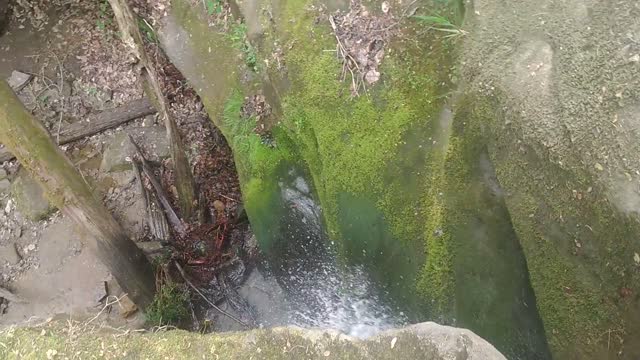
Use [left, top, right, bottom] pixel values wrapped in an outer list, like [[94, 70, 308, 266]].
[[272, 170, 407, 338]]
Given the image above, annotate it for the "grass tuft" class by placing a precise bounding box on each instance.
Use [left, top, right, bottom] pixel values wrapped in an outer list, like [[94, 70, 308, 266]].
[[413, 15, 467, 39], [229, 23, 258, 71], [145, 283, 189, 326]]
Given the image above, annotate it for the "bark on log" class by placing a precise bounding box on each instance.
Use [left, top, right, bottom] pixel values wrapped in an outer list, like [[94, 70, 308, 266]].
[[108, 0, 196, 221], [0, 98, 155, 163], [133, 160, 170, 242], [0, 82, 156, 308]]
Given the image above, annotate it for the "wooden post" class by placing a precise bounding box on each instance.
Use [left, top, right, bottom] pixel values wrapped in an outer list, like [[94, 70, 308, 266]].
[[0, 82, 156, 308], [108, 0, 196, 221]]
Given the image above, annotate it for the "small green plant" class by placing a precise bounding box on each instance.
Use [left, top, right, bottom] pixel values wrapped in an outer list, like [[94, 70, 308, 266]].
[[145, 283, 189, 326], [205, 0, 224, 15], [153, 251, 170, 265], [138, 18, 157, 43], [96, 0, 113, 32], [413, 15, 467, 39], [38, 94, 50, 104], [86, 87, 98, 96], [229, 23, 259, 71]]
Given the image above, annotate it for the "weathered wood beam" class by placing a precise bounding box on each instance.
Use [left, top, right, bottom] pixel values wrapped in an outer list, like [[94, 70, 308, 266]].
[[0, 81, 156, 308], [0, 98, 155, 163]]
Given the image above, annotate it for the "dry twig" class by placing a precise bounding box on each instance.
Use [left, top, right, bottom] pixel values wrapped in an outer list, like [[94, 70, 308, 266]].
[[174, 261, 249, 328]]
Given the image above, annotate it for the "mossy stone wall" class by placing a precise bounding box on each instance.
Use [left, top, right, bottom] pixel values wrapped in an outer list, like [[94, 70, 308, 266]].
[[157, 0, 636, 358]]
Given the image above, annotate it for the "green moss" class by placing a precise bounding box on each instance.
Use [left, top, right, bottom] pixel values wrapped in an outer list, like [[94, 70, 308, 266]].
[[454, 90, 640, 358], [416, 157, 455, 316], [221, 90, 293, 181], [274, 7, 452, 246], [145, 283, 189, 326]]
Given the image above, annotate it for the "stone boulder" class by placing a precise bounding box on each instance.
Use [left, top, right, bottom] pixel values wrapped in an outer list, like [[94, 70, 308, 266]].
[[157, 0, 640, 358], [457, 0, 640, 358], [100, 126, 170, 173], [0, 321, 506, 359], [10, 170, 55, 221]]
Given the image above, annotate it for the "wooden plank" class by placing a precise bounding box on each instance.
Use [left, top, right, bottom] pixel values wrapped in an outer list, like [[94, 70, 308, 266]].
[[0, 98, 155, 163]]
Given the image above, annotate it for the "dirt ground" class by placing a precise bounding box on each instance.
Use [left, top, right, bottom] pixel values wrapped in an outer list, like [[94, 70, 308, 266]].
[[0, 0, 248, 328]]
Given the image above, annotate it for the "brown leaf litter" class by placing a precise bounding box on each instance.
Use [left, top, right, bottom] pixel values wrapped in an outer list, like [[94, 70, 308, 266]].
[[329, 0, 399, 96], [241, 94, 273, 136]]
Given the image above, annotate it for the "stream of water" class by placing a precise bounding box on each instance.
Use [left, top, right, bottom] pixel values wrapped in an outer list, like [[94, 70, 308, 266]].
[[211, 167, 407, 338], [268, 169, 407, 338]]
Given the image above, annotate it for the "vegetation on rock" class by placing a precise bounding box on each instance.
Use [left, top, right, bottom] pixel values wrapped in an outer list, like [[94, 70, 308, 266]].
[[146, 283, 190, 326]]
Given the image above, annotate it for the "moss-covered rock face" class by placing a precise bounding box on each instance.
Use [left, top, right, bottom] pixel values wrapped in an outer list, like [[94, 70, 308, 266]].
[[160, 0, 640, 358], [0, 321, 507, 359], [159, 0, 549, 358], [458, 0, 640, 358]]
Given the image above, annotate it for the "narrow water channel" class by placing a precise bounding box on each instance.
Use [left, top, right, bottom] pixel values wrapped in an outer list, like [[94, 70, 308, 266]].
[[266, 168, 407, 338]]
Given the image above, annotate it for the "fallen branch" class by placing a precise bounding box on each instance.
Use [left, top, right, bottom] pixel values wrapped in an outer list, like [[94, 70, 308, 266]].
[[108, 0, 197, 221], [174, 261, 250, 328], [0, 98, 155, 163], [133, 159, 171, 242], [129, 135, 186, 238]]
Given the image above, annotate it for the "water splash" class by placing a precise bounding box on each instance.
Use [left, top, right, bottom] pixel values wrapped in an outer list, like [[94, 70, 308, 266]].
[[276, 173, 407, 338], [287, 260, 406, 338]]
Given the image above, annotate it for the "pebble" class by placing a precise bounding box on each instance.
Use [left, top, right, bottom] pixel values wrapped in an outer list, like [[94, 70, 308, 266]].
[[7, 70, 32, 91]]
